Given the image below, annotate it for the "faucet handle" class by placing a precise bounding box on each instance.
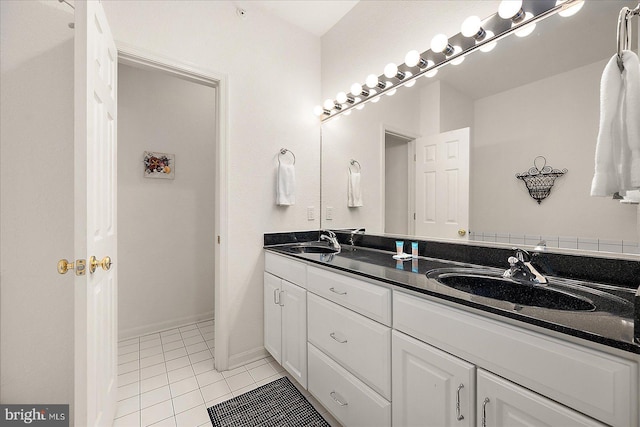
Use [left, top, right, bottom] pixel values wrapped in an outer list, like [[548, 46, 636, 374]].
[[507, 256, 521, 266]]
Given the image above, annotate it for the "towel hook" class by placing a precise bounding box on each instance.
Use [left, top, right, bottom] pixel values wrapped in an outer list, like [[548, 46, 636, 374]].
[[278, 148, 295, 165], [349, 159, 361, 174], [616, 4, 639, 71]]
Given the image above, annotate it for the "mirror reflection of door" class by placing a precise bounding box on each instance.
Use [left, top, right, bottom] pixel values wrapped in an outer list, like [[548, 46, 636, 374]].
[[385, 132, 415, 235], [415, 127, 470, 240]]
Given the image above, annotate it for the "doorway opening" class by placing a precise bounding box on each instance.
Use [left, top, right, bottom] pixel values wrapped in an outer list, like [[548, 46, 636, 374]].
[[117, 48, 229, 371], [384, 131, 416, 236]]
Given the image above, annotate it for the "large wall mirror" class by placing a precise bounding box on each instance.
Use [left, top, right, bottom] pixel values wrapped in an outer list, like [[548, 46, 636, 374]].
[[321, 0, 639, 255]]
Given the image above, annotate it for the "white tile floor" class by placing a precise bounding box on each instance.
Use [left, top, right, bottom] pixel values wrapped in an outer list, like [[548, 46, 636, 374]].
[[113, 320, 341, 427]]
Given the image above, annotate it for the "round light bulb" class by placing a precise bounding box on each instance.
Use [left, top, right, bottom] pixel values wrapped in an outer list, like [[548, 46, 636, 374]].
[[461, 15, 482, 38], [404, 72, 416, 87], [430, 33, 449, 53], [323, 99, 335, 110], [313, 105, 324, 116], [336, 92, 348, 104], [515, 13, 536, 37], [350, 83, 363, 96], [370, 89, 380, 103], [405, 50, 421, 67], [479, 31, 497, 52], [423, 60, 437, 78], [557, 0, 584, 17], [450, 46, 465, 65], [366, 74, 379, 89], [384, 63, 399, 79], [498, 0, 523, 19]]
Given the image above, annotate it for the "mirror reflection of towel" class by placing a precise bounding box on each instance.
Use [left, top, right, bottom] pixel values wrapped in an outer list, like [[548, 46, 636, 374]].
[[277, 163, 295, 206], [348, 171, 363, 207]]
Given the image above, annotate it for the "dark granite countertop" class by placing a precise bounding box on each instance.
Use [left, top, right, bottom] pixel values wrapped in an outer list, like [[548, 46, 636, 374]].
[[264, 243, 639, 355]]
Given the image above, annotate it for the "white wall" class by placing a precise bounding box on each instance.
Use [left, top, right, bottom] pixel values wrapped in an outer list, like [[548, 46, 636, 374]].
[[117, 63, 216, 338], [1, 0, 75, 411], [101, 0, 321, 365]]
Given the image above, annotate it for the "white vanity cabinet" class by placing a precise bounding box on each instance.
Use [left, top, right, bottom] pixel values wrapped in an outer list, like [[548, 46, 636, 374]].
[[392, 330, 475, 427], [264, 253, 307, 388], [477, 369, 604, 427], [306, 265, 392, 427], [393, 291, 638, 427]]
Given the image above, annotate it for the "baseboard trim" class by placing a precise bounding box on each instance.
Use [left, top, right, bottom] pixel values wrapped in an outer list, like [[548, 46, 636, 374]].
[[118, 311, 214, 340], [227, 346, 269, 371]]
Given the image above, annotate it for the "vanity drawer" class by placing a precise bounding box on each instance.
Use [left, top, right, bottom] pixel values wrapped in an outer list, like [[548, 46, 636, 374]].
[[307, 265, 391, 325], [393, 291, 638, 427], [307, 293, 391, 399], [308, 343, 391, 427], [265, 252, 306, 287]]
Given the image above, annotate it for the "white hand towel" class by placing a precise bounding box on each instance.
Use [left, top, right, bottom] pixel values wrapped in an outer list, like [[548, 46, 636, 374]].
[[591, 50, 640, 196], [348, 171, 363, 207], [276, 163, 296, 206]]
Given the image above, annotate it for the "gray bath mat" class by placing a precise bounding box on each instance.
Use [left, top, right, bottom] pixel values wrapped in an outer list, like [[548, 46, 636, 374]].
[[207, 376, 330, 427]]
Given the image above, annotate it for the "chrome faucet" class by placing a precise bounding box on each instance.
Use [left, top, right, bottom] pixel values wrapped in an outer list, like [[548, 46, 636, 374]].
[[349, 228, 365, 245], [503, 248, 548, 285], [320, 229, 341, 251]]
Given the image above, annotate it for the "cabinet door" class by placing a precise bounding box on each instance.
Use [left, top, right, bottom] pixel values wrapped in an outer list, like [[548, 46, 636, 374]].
[[477, 369, 605, 427], [263, 272, 282, 364], [392, 331, 475, 427], [281, 280, 307, 388]]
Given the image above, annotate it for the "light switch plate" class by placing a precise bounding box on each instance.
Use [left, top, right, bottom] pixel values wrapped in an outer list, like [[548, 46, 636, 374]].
[[307, 206, 315, 221], [326, 206, 333, 220]]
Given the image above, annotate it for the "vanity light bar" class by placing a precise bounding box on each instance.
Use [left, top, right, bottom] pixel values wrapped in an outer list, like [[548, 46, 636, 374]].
[[316, 0, 585, 122]]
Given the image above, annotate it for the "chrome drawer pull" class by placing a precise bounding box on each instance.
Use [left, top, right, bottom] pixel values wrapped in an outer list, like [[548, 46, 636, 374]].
[[329, 332, 347, 343], [456, 383, 464, 421], [273, 289, 280, 305], [482, 397, 490, 427], [329, 287, 347, 295], [330, 391, 348, 406]]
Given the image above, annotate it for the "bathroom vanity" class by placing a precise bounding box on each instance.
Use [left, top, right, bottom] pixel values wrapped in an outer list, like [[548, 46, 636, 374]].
[[263, 231, 639, 427]]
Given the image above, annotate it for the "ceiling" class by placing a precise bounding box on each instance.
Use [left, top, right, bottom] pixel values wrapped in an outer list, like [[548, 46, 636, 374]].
[[238, 0, 359, 37]]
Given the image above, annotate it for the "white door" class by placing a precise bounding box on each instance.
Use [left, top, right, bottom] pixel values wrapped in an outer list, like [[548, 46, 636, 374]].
[[263, 272, 283, 364], [392, 331, 475, 427], [74, 1, 118, 425], [415, 128, 469, 239], [281, 280, 307, 388], [477, 370, 605, 427]]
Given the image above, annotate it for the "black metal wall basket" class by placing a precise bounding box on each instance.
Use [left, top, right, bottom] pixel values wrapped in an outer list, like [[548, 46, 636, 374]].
[[516, 156, 567, 204]]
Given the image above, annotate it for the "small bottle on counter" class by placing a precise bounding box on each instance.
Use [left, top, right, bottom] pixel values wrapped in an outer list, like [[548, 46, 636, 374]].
[[411, 241, 419, 258]]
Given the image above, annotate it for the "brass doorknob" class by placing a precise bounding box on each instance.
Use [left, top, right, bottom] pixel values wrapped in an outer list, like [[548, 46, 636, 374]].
[[57, 259, 74, 274], [89, 256, 112, 274], [458, 229, 467, 237], [57, 258, 86, 276]]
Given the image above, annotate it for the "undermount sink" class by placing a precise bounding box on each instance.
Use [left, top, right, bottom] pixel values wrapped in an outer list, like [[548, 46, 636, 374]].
[[427, 269, 596, 311], [275, 241, 340, 254]]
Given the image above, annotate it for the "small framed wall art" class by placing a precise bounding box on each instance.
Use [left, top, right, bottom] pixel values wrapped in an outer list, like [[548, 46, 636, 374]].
[[143, 151, 175, 179]]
